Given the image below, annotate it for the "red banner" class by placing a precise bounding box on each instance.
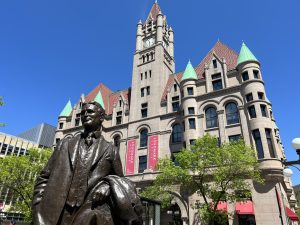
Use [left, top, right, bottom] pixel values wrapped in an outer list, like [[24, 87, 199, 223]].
[[126, 140, 136, 175], [149, 135, 159, 170]]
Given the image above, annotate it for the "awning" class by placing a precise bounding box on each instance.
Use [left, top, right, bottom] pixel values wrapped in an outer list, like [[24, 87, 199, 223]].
[[235, 200, 255, 215], [217, 201, 228, 212], [286, 207, 299, 221]]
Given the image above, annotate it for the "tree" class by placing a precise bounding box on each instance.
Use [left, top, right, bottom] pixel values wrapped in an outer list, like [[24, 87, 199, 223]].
[[0, 97, 4, 127], [0, 148, 52, 222], [141, 134, 263, 225]]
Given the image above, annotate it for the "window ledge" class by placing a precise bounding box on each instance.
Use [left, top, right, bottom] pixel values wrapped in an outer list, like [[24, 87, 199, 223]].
[[225, 123, 240, 128], [138, 146, 148, 150], [170, 142, 183, 146], [205, 127, 219, 132]]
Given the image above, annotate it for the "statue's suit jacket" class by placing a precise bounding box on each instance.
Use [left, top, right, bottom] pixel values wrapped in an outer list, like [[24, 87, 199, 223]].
[[32, 134, 123, 225]]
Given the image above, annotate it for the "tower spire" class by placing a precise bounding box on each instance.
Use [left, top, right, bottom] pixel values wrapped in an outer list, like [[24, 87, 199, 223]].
[[146, 0, 162, 22]]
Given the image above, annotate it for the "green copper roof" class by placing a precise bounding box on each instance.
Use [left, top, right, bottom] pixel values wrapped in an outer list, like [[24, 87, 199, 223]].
[[94, 91, 105, 110], [182, 60, 197, 81], [237, 42, 259, 65], [59, 100, 72, 117]]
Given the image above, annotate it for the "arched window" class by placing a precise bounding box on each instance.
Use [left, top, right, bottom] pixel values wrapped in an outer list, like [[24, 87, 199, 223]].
[[172, 124, 183, 143], [146, 54, 150, 62], [225, 102, 240, 125], [113, 135, 121, 149], [142, 55, 145, 63], [140, 129, 148, 147], [206, 107, 218, 128]]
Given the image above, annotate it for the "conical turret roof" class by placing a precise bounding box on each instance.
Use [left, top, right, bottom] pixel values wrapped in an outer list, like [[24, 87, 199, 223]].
[[182, 61, 197, 81], [59, 100, 72, 117], [94, 91, 105, 110], [237, 42, 259, 65]]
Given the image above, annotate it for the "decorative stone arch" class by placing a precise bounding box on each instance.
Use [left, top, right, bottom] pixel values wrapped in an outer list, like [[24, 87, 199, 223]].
[[199, 100, 219, 114], [219, 94, 243, 108], [136, 124, 152, 134], [166, 118, 182, 132], [167, 191, 189, 223], [110, 131, 123, 140]]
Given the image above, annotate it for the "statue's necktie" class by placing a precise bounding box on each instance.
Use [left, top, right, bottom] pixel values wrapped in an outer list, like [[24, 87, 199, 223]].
[[85, 135, 93, 146]]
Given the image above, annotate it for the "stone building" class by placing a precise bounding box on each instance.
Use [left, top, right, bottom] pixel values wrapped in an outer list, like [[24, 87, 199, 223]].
[[54, 2, 298, 225]]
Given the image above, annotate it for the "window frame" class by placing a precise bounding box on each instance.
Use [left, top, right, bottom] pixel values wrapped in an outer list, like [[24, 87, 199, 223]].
[[187, 87, 194, 96], [242, 71, 249, 81], [246, 93, 253, 102], [172, 124, 183, 143], [225, 102, 240, 125], [248, 105, 257, 119], [205, 107, 218, 129], [260, 104, 268, 117], [252, 129, 264, 159], [188, 118, 196, 129], [138, 155, 147, 173], [140, 129, 148, 148]]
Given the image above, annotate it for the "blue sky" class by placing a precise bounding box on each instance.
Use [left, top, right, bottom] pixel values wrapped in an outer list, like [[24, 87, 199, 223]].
[[0, 0, 300, 183]]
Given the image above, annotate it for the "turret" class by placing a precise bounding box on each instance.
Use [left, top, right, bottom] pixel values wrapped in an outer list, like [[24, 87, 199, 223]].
[[238, 42, 283, 180], [169, 26, 174, 58], [55, 100, 72, 145], [180, 61, 198, 147], [156, 10, 163, 43], [136, 20, 143, 52]]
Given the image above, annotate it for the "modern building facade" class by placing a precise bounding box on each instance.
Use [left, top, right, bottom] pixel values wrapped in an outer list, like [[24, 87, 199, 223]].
[[17, 123, 56, 148], [54, 2, 298, 225]]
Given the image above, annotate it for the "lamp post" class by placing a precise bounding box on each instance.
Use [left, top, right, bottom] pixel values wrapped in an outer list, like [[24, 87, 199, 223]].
[[282, 138, 300, 177]]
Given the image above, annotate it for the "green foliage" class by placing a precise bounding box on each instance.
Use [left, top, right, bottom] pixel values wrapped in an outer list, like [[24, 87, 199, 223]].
[[0, 148, 52, 222], [141, 134, 263, 225]]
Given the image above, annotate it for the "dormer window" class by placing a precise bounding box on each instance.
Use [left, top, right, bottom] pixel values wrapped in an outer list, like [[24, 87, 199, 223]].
[[174, 84, 177, 92], [212, 73, 223, 91], [116, 111, 122, 125], [213, 59, 217, 68], [75, 113, 80, 127], [59, 123, 63, 129], [172, 96, 180, 112]]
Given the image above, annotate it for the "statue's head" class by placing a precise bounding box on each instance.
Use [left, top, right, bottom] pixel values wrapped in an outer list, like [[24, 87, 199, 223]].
[[81, 101, 105, 131]]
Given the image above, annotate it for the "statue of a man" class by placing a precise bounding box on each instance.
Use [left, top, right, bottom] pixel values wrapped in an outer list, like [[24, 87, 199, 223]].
[[32, 101, 143, 225]]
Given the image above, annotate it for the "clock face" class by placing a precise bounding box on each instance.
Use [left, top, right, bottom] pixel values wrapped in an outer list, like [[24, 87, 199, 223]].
[[144, 37, 155, 48]]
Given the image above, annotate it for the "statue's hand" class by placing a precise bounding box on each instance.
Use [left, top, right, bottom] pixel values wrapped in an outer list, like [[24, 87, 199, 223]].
[[92, 183, 110, 205]]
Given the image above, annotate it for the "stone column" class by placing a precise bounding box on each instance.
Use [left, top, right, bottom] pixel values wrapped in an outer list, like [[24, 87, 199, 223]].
[[238, 106, 251, 145], [217, 110, 226, 142]]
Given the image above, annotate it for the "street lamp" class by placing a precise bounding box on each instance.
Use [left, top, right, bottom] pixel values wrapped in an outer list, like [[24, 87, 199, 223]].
[[282, 138, 300, 177]]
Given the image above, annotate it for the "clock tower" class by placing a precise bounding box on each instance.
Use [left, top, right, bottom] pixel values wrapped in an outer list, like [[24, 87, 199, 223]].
[[129, 2, 175, 122]]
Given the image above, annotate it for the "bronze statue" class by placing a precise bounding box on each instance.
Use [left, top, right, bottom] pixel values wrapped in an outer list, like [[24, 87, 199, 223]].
[[32, 101, 143, 225]]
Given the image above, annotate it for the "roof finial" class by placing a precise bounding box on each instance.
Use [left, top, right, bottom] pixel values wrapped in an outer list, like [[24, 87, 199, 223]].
[[155, 0, 158, 3]]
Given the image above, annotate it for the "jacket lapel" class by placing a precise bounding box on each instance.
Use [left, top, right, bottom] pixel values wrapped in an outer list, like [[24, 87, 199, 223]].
[[68, 135, 81, 169], [91, 135, 110, 166]]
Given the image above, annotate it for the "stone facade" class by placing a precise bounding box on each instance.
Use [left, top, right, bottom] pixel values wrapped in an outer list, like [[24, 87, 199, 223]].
[[54, 3, 298, 225]]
